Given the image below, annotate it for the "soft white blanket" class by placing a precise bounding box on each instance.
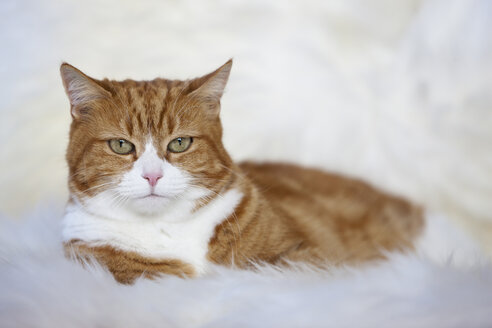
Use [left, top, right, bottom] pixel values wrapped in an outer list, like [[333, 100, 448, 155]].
[[1, 206, 491, 327]]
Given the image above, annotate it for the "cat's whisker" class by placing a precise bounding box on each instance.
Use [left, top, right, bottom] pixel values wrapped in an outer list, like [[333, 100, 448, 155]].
[[218, 164, 248, 181], [82, 182, 117, 193], [89, 188, 128, 211], [190, 176, 232, 182], [68, 171, 118, 185], [112, 194, 129, 211]]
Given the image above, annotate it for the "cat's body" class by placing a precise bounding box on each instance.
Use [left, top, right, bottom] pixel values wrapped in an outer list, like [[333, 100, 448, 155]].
[[61, 61, 424, 284]]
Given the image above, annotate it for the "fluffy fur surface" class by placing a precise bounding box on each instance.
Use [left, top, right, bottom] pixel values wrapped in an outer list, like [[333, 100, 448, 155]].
[[2, 0, 492, 253], [1, 207, 491, 327]]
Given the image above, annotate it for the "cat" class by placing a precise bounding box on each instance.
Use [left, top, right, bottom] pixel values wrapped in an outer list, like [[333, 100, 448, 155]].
[[60, 60, 424, 284]]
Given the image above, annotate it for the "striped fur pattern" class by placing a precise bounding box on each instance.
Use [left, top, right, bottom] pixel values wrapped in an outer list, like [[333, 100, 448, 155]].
[[60, 61, 424, 284]]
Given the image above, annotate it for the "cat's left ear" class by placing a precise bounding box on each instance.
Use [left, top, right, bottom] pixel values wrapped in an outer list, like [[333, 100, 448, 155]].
[[188, 59, 232, 113]]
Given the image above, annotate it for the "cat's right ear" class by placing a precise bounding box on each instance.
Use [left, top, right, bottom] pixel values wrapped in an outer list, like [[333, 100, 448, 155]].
[[60, 63, 111, 119]]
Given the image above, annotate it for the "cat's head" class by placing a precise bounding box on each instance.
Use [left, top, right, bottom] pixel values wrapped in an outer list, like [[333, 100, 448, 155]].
[[61, 61, 235, 219]]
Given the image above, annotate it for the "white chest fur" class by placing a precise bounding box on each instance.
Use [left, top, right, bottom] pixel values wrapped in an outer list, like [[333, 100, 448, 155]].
[[62, 188, 243, 275]]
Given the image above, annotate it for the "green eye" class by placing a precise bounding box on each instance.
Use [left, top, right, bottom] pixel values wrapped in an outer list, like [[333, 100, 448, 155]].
[[108, 139, 135, 155], [167, 137, 193, 153]]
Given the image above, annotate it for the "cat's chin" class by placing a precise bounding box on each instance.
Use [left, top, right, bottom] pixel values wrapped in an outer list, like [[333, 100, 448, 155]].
[[129, 195, 174, 215]]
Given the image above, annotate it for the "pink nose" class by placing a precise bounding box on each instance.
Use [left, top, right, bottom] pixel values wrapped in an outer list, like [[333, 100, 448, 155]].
[[142, 172, 163, 187]]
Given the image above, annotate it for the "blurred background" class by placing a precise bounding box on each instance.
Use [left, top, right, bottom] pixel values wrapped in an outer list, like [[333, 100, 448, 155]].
[[1, 0, 491, 253]]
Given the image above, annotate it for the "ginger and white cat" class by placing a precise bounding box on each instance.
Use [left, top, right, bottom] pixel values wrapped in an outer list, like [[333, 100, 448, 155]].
[[61, 60, 425, 284]]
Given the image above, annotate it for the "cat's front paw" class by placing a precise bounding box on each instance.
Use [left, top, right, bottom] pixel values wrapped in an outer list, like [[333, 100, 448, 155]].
[[64, 241, 196, 284]]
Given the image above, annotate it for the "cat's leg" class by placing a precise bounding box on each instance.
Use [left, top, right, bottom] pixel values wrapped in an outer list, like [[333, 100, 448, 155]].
[[64, 241, 195, 284]]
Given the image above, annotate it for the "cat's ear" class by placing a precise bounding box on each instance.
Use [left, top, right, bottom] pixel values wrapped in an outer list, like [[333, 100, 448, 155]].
[[60, 63, 111, 119], [188, 59, 232, 113]]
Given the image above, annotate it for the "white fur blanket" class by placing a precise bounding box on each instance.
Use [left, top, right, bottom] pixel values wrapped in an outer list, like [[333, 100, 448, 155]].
[[1, 206, 491, 328]]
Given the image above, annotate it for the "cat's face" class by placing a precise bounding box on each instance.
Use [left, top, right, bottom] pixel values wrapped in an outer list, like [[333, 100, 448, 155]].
[[61, 61, 235, 219]]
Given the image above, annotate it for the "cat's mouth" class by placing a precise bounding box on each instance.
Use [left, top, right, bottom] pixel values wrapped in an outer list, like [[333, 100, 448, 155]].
[[137, 193, 167, 200]]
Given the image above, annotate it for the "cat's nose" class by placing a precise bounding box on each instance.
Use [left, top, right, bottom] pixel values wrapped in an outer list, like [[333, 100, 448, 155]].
[[142, 172, 163, 187]]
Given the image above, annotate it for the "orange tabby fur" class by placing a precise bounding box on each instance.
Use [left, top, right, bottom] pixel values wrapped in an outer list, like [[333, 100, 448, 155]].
[[61, 60, 424, 284]]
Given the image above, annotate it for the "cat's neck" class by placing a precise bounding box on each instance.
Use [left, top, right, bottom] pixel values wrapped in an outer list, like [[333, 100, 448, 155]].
[[62, 186, 244, 274]]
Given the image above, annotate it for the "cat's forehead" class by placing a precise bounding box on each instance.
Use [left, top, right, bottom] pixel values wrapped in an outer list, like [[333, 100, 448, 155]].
[[108, 78, 185, 109], [95, 79, 203, 138]]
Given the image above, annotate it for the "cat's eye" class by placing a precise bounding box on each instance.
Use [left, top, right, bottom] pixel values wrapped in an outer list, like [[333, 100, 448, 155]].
[[108, 139, 135, 155], [167, 137, 193, 153]]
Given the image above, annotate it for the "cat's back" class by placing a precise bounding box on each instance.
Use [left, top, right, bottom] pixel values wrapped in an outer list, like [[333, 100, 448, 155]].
[[239, 162, 425, 262]]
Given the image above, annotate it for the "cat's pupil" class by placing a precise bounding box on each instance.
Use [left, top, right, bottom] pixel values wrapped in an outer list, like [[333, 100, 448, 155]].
[[177, 138, 182, 145], [119, 140, 124, 148]]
